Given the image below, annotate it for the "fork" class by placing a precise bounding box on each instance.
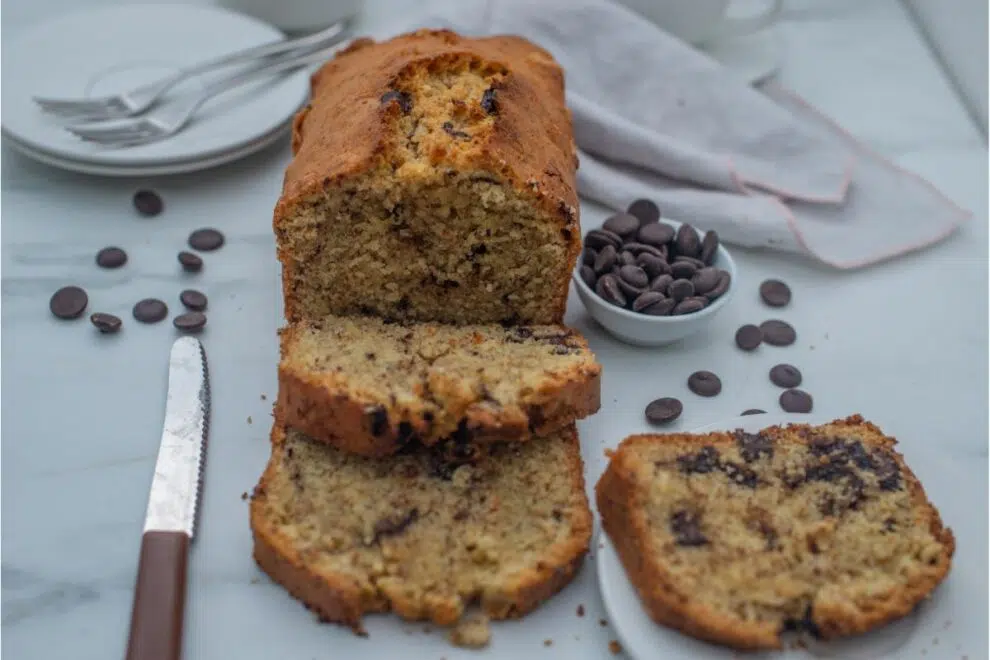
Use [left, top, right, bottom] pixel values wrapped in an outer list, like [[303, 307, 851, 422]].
[[33, 20, 348, 121], [65, 46, 342, 147]]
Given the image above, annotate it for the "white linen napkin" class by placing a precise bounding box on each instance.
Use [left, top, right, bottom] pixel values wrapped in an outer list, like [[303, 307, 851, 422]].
[[368, 0, 969, 268]]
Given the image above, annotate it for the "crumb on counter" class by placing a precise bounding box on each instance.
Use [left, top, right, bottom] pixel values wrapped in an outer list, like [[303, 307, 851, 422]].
[[599, 618, 608, 627], [248, 416, 253, 424], [241, 492, 249, 501], [543, 639, 553, 647], [261, 394, 267, 400], [576, 604, 585, 617], [609, 640, 622, 655], [604, 448, 615, 458], [448, 614, 490, 648]]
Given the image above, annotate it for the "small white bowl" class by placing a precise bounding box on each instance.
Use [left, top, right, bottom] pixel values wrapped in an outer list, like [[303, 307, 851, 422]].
[[573, 220, 737, 347]]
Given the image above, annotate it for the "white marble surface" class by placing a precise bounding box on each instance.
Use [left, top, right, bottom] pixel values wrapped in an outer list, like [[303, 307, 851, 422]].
[[1, 1, 987, 659]]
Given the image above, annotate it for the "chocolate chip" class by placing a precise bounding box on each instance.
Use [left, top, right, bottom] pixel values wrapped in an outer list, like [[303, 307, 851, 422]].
[[650, 274, 674, 293], [95, 247, 127, 269], [782, 606, 821, 639], [735, 324, 763, 351], [705, 270, 732, 301], [779, 388, 813, 413], [688, 370, 721, 397], [368, 405, 389, 436], [668, 279, 694, 301], [480, 87, 498, 114], [700, 230, 719, 265], [677, 446, 721, 474], [618, 250, 637, 266], [735, 431, 774, 462], [673, 298, 706, 315], [90, 312, 122, 334], [721, 460, 758, 488], [618, 264, 649, 289], [872, 451, 902, 491], [49, 286, 88, 319], [132, 298, 168, 324], [593, 244, 617, 274], [637, 253, 669, 278], [595, 274, 626, 307], [585, 229, 623, 250], [396, 421, 416, 444], [442, 121, 470, 139], [670, 260, 697, 280], [626, 198, 660, 225], [669, 510, 708, 546], [381, 90, 412, 113], [133, 190, 163, 216], [760, 279, 792, 307], [741, 409, 766, 416], [372, 508, 419, 542], [645, 397, 682, 424], [581, 247, 597, 266], [579, 265, 597, 289], [622, 242, 665, 258], [179, 289, 208, 311], [760, 320, 796, 346], [641, 297, 676, 315], [632, 291, 665, 312], [178, 251, 203, 272], [637, 222, 674, 247], [603, 212, 640, 238], [770, 364, 802, 388], [188, 228, 225, 251], [674, 224, 701, 257], [674, 255, 706, 269], [173, 311, 207, 333]]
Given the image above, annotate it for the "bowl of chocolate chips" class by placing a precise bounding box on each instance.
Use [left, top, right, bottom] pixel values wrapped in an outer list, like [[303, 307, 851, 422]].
[[573, 199, 736, 347]]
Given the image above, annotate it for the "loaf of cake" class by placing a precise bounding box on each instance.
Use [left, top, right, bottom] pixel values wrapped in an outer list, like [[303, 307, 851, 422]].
[[276, 315, 601, 457], [250, 420, 592, 632], [595, 415, 954, 650], [274, 29, 581, 326]]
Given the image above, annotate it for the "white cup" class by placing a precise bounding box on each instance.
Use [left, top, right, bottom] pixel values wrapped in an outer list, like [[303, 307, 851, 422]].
[[615, 0, 782, 45], [216, 0, 364, 34]]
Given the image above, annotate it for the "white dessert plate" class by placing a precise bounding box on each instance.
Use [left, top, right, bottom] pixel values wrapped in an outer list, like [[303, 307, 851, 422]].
[[1, 3, 310, 173], [702, 24, 782, 85], [597, 412, 958, 660]]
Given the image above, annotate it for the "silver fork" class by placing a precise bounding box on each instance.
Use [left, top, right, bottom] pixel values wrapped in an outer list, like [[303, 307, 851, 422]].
[[65, 47, 341, 147], [33, 21, 347, 121]]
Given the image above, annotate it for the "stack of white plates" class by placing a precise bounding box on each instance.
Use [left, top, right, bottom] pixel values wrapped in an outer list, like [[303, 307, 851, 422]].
[[1, 4, 312, 176]]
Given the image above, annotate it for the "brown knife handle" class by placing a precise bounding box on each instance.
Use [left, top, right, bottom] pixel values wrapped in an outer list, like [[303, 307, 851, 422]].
[[125, 530, 189, 660]]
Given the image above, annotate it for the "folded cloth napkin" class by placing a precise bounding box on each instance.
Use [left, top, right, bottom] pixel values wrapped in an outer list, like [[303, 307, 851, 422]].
[[368, 0, 969, 268]]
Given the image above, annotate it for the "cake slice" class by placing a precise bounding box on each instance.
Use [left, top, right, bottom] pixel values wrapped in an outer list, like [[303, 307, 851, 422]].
[[276, 315, 601, 457], [250, 421, 592, 632], [596, 415, 954, 650]]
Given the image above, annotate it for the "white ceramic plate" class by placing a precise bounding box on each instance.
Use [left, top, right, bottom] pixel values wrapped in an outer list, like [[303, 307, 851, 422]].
[[1, 3, 309, 172], [598, 412, 951, 660]]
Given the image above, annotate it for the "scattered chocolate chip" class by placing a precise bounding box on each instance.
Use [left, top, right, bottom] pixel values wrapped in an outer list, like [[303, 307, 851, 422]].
[[779, 388, 813, 413], [670, 260, 697, 280], [593, 245, 618, 274], [688, 370, 721, 397], [760, 319, 796, 346], [372, 508, 419, 542], [173, 311, 207, 333], [133, 190, 163, 216], [741, 409, 766, 416], [735, 431, 774, 462], [637, 222, 674, 247], [677, 446, 721, 474], [700, 230, 719, 265], [581, 247, 597, 266], [381, 90, 412, 113], [179, 289, 208, 311], [90, 312, 122, 334], [603, 212, 640, 238], [770, 364, 802, 388], [645, 397, 683, 424], [95, 247, 127, 269], [735, 324, 763, 351], [584, 229, 623, 250], [618, 264, 648, 289], [178, 251, 203, 272], [49, 286, 88, 319], [668, 279, 694, 302], [674, 224, 701, 257], [626, 198, 660, 225], [673, 298, 706, 315], [595, 274, 626, 307], [188, 228, 225, 251], [691, 267, 719, 294], [132, 298, 168, 324], [670, 510, 708, 546], [579, 265, 597, 289], [760, 279, 792, 307], [480, 87, 498, 114]]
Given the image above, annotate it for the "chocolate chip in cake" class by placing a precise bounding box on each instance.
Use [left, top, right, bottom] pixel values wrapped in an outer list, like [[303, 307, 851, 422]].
[[372, 508, 419, 542], [673, 298, 706, 315], [769, 364, 802, 388], [669, 510, 708, 546], [704, 270, 731, 301], [603, 212, 640, 238], [782, 605, 822, 639], [872, 451, 902, 491], [581, 247, 597, 266], [381, 89, 412, 113], [760, 320, 796, 346], [133, 189, 163, 216], [668, 279, 694, 302], [132, 298, 168, 324], [188, 228, 225, 251], [595, 274, 627, 307], [691, 267, 720, 295], [741, 409, 766, 416], [779, 388, 813, 413], [95, 246, 127, 269], [700, 230, 719, 265], [637, 222, 674, 247], [670, 260, 697, 280], [593, 245, 617, 274], [584, 229, 623, 250], [173, 311, 206, 333], [618, 264, 649, 289], [579, 265, 597, 289], [480, 87, 498, 114], [179, 289, 208, 311], [674, 224, 701, 257], [90, 312, 122, 334], [735, 324, 763, 351], [626, 198, 660, 225], [49, 286, 88, 320], [687, 370, 721, 397], [368, 405, 389, 436], [645, 397, 683, 425], [760, 279, 792, 307], [735, 431, 774, 462], [721, 460, 759, 488], [677, 446, 721, 474], [442, 121, 470, 139], [178, 251, 203, 272]]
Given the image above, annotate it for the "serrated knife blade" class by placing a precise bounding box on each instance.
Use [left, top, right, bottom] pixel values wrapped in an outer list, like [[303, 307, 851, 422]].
[[126, 337, 210, 660]]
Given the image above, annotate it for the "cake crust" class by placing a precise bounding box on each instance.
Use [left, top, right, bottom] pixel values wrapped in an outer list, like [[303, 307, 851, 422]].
[[596, 415, 955, 650]]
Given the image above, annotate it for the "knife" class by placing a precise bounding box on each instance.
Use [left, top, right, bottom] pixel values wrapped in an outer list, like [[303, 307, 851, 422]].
[[126, 337, 210, 660]]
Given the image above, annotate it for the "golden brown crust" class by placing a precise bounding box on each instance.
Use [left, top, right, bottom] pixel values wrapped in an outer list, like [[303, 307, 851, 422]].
[[275, 29, 580, 325], [251, 422, 592, 629], [595, 414, 955, 651]]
